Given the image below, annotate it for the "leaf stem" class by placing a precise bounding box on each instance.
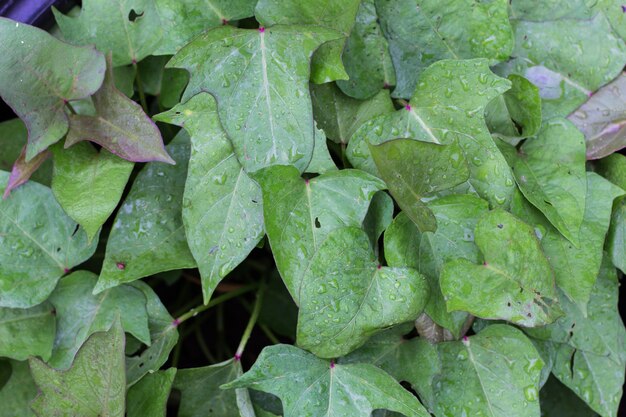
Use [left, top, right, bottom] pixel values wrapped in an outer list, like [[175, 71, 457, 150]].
[[239, 298, 281, 344], [133, 61, 149, 113], [235, 283, 266, 359], [65, 101, 77, 115], [173, 284, 258, 327]]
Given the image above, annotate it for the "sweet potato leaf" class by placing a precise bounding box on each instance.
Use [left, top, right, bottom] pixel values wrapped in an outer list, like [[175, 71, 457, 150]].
[[336, 0, 396, 99], [94, 131, 195, 293], [254, 165, 385, 303], [297, 226, 429, 357], [224, 344, 430, 417], [440, 209, 561, 326], [347, 59, 516, 208], [0, 360, 38, 417], [376, 0, 513, 98], [0, 170, 98, 308], [53, 0, 162, 66], [2, 146, 50, 199], [127, 368, 176, 417], [29, 319, 126, 417], [0, 302, 56, 361], [169, 25, 341, 173], [154, 93, 264, 302], [0, 17, 106, 160], [64, 55, 174, 164]]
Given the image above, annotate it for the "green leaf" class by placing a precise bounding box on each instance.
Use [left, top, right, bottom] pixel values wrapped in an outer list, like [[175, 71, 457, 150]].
[[224, 344, 430, 417], [2, 145, 51, 198], [255, 0, 360, 84], [258, 272, 298, 340], [125, 280, 178, 386], [154, 93, 264, 302], [254, 165, 385, 303], [362, 191, 394, 252], [305, 126, 337, 174], [0, 302, 56, 361], [0, 170, 98, 308], [384, 195, 489, 337], [499, 119, 587, 246], [51, 143, 133, 242], [169, 25, 341, 173], [64, 55, 174, 164], [347, 59, 516, 208], [370, 139, 470, 232], [297, 226, 429, 357], [568, 73, 626, 159], [127, 368, 176, 417], [0, 360, 37, 417], [154, 0, 257, 55], [340, 324, 440, 408], [53, 0, 162, 66], [95, 131, 196, 292], [47, 270, 150, 370], [526, 257, 625, 367], [0, 119, 52, 186], [159, 68, 189, 109], [375, 0, 513, 98], [421, 325, 544, 417], [511, 173, 624, 313], [498, 8, 626, 119], [0, 17, 106, 160], [29, 319, 126, 417], [174, 359, 254, 417], [551, 342, 624, 417], [336, 0, 396, 99], [540, 376, 599, 417], [311, 83, 395, 145], [485, 74, 542, 144], [440, 209, 561, 326], [596, 154, 626, 273]]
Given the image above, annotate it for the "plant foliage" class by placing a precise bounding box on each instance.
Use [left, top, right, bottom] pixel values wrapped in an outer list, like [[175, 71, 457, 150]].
[[1, 0, 625, 416]]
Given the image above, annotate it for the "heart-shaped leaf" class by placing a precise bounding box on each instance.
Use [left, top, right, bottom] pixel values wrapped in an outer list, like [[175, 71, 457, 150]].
[[297, 226, 429, 358], [0, 170, 98, 308], [47, 270, 150, 370], [64, 55, 174, 164], [596, 153, 626, 273], [53, 0, 162, 66], [223, 344, 430, 417], [51, 143, 133, 242], [0, 302, 56, 361], [0, 17, 106, 160], [169, 25, 341, 173], [29, 319, 126, 417], [0, 360, 38, 417], [440, 209, 561, 326], [370, 138, 470, 232], [384, 195, 489, 337], [154, 93, 264, 302], [500, 119, 587, 246], [347, 59, 516, 208], [376, 0, 513, 98], [94, 131, 195, 293], [254, 165, 385, 303], [305, 126, 337, 174], [336, 0, 396, 99]]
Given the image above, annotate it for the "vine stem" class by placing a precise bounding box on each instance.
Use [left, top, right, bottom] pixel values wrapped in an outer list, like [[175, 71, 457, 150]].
[[172, 284, 257, 327], [235, 283, 266, 360], [132, 61, 149, 113], [64, 101, 77, 115]]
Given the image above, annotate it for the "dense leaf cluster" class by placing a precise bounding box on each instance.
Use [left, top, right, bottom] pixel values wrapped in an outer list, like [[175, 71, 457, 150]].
[[1, 0, 626, 416]]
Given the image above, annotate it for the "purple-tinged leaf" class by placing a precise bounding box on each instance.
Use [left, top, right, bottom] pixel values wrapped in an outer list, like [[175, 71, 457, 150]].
[[64, 54, 174, 164], [2, 145, 50, 199], [0, 17, 106, 161], [568, 72, 626, 159]]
